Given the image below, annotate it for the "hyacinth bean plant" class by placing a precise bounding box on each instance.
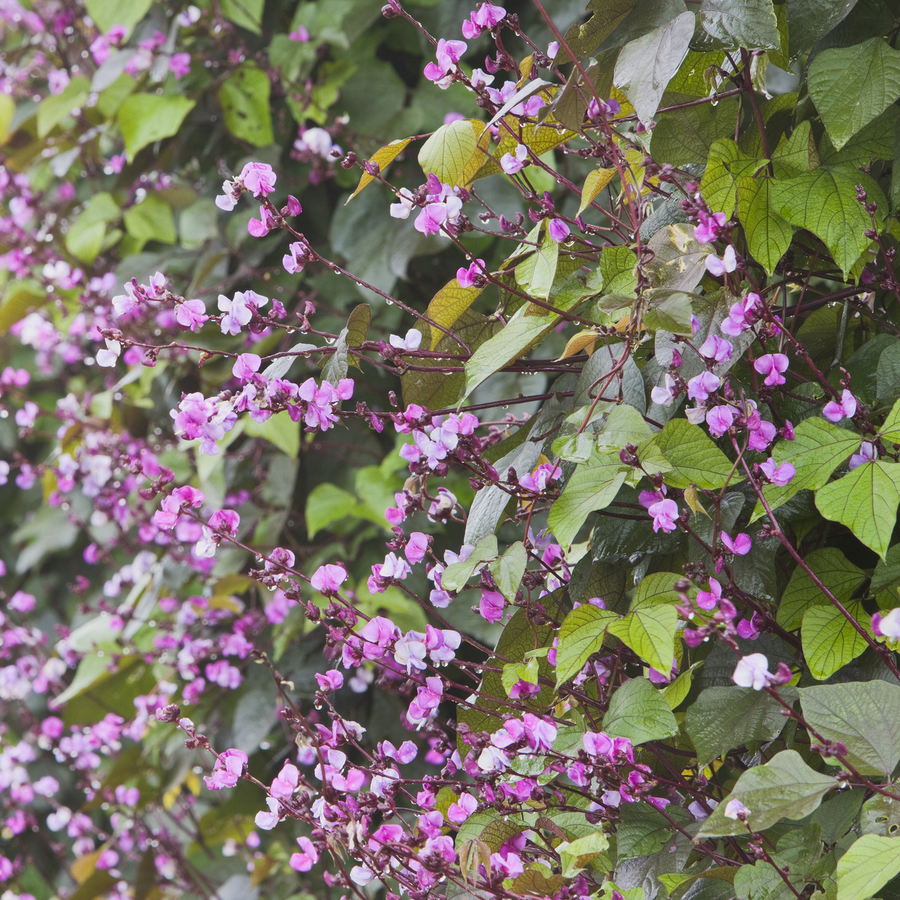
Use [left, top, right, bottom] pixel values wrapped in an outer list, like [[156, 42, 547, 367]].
[[5, 0, 900, 899]]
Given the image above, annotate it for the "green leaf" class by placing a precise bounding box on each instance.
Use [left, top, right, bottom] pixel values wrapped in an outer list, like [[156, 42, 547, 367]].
[[0, 281, 48, 335], [118, 94, 196, 162], [123, 195, 175, 247], [516, 228, 559, 301], [750, 417, 861, 521], [418, 118, 490, 189], [737, 175, 794, 275], [219, 64, 274, 147], [836, 835, 900, 900], [221, 0, 264, 34], [559, 0, 637, 61], [548, 449, 627, 547], [559, 832, 610, 878], [700, 139, 768, 216], [345, 303, 371, 369], [502, 657, 540, 696], [631, 571, 690, 610], [556, 604, 620, 684], [65, 192, 121, 264], [802, 600, 871, 681], [462, 273, 590, 400], [423, 278, 484, 350], [85, 0, 152, 33], [608, 604, 678, 673], [808, 39, 900, 152], [799, 682, 900, 777], [600, 245, 638, 295], [699, 0, 780, 50], [489, 542, 527, 603], [697, 750, 835, 837], [785, 0, 859, 56], [655, 418, 741, 490], [618, 803, 691, 860], [778, 548, 866, 630], [245, 412, 300, 460], [37, 76, 90, 138], [771, 167, 885, 278], [772, 121, 819, 179], [815, 460, 900, 559], [613, 12, 696, 125], [603, 677, 678, 745], [879, 397, 900, 444], [686, 687, 794, 767], [651, 96, 740, 167], [644, 293, 695, 335], [305, 483, 358, 538], [441, 534, 498, 592]]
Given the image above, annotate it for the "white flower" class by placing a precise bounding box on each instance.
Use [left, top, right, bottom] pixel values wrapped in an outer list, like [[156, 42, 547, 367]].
[[389, 329, 423, 352], [96, 338, 121, 367], [390, 188, 415, 220], [723, 798, 750, 820], [732, 653, 774, 691]]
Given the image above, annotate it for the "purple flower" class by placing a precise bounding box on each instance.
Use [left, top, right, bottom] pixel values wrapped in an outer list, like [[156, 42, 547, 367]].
[[754, 353, 789, 387], [500, 144, 528, 174], [169, 52, 191, 79], [175, 298, 208, 331], [694, 210, 727, 244], [461, 2, 506, 38], [548, 218, 570, 243], [204, 748, 247, 790], [823, 389, 857, 422], [232, 353, 261, 381], [315, 669, 344, 692], [760, 457, 795, 486], [706, 405, 734, 436], [283, 240, 310, 274], [720, 292, 761, 336], [687, 371, 720, 402], [849, 441, 876, 470], [648, 498, 678, 533], [270, 762, 299, 799], [457, 258, 485, 288], [239, 161, 277, 197], [698, 334, 733, 364]]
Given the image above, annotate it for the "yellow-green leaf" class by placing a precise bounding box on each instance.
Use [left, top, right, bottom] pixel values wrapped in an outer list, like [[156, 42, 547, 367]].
[[578, 168, 616, 215], [347, 137, 413, 203], [418, 118, 490, 188], [426, 278, 484, 350]]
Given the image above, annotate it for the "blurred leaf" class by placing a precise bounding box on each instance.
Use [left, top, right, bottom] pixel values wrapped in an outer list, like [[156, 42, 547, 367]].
[[37, 76, 89, 138], [119, 93, 196, 161], [85, 0, 152, 32], [220, 64, 274, 147]]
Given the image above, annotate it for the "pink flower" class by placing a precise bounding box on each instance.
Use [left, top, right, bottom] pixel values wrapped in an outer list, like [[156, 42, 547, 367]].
[[9, 591, 35, 613], [270, 762, 299, 799], [720, 292, 761, 337], [462, 2, 506, 37], [96, 849, 119, 870], [480, 589, 505, 623], [447, 791, 477, 823], [169, 52, 191, 78], [754, 353, 789, 386], [290, 26, 310, 41], [697, 578, 722, 610], [204, 748, 247, 790], [648, 498, 678, 533], [705, 245, 737, 276], [721, 532, 751, 555], [706, 405, 734, 436], [175, 298, 208, 331], [424, 38, 468, 87], [239, 162, 277, 197], [823, 389, 857, 422], [405, 532, 430, 564], [232, 353, 261, 381], [760, 457, 795, 486], [283, 240, 310, 274], [290, 836, 319, 872], [311, 563, 347, 594], [732, 653, 774, 690], [548, 218, 570, 243], [315, 670, 344, 692]]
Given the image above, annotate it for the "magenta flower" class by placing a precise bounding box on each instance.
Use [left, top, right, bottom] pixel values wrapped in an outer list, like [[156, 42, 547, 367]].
[[462, 2, 506, 37], [204, 748, 247, 790], [283, 239, 310, 274], [697, 577, 722, 610], [447, 791, 477, 823], [456, 258, 485, 288], [169, 52, 191, 78], [706, 405, 734, 436], [754, 353, 789, 386], [405, 531, 430, 564], [648, 498, 678, 533], [698, 334, 733, 364], [480, 589, 505, 623], [311, 563, 348, 594], [823, 388, 857, 422], [650, 373, 677, 407], [232, 353, 261, 381], [424, 38, 467, 87], [548, 218, 570, 243], [315, 669, 344, 692], [721, 532, 751, 555], [720, 292, 761, 336], [760, 457, 795, 486], [694, 210, 726, 244]]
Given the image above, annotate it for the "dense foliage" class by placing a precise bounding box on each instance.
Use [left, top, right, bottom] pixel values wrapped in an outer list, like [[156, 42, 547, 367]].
[[4, 1, 900, 899]]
